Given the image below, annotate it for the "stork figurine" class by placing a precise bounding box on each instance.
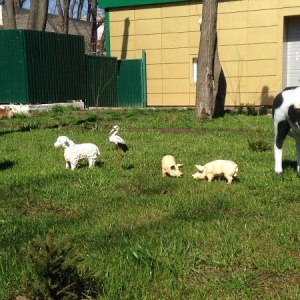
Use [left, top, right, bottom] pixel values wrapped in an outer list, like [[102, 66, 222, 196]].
[[109, 125, 129, 166]]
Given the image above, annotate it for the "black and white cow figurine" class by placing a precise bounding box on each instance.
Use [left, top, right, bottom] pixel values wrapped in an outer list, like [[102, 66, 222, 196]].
[[272, 86, 300, 175]]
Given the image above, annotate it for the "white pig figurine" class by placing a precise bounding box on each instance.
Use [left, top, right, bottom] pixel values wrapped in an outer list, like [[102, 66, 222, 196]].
[[161, 155, 183, 177], [192, 160, 238, 184]]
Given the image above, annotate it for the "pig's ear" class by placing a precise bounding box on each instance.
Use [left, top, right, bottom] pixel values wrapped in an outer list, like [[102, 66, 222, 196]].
[[195, 165, 203, 171], [177, 164, 183, 168]]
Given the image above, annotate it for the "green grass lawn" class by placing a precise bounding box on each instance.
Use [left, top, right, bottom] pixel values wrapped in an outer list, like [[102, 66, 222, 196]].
[[1, 107, 300, 299]]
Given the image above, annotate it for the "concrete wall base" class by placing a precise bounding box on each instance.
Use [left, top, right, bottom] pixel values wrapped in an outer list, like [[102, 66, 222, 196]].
[[0, 101, 85, 115]]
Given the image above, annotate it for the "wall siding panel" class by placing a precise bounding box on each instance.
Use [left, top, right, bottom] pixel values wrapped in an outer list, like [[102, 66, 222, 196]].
[[107, 0, 300, 107]]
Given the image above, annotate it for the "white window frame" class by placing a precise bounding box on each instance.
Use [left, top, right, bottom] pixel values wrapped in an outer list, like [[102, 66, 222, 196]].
[[193, 58, 198, 83]]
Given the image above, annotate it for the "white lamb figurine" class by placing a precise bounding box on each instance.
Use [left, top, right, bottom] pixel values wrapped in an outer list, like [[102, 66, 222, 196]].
[[192, 160, 238, 184], [54, 136, 100, 170]]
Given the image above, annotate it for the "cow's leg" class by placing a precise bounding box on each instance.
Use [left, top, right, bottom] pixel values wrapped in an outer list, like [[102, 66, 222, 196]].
[[274, 120, 291, 175], [295, 137, 300, 174]]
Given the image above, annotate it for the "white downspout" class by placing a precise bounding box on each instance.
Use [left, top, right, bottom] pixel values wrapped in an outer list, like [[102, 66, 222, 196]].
[[0, 5, 3, 26]]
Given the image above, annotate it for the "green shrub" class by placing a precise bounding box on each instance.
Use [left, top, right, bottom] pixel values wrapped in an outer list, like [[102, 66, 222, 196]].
[[248, 137, 272, 152], [18, 122, 39, 132], [22, 230, 99, 300]]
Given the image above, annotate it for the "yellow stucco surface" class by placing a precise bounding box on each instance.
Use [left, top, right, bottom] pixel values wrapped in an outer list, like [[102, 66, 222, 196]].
[[109, 0, 300, 107]]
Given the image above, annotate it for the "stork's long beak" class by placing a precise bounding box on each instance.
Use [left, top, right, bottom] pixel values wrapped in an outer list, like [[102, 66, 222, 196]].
[[109, 128, 115, 134]]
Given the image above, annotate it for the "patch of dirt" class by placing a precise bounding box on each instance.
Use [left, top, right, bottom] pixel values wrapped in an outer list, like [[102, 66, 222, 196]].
[[15, 199, 78, 218], [126, 127, 249, 135], [39, 124, 251, 135]]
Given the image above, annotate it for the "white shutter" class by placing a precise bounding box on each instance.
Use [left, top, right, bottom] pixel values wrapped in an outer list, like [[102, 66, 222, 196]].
[[285, 18, 300, 87], [0, 5, 3, 26]]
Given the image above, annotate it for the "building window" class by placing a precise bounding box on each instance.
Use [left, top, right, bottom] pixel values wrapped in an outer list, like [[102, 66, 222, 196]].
[[193, 58, 198, 83]]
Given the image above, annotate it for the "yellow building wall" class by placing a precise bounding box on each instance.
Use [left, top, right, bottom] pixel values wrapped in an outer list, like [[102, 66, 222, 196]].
[[108, 0, 300, 107]]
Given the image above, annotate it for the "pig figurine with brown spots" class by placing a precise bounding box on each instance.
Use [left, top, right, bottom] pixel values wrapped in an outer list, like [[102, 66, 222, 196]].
[[192, 160, 238, 184], [161, 155, 183, 177]]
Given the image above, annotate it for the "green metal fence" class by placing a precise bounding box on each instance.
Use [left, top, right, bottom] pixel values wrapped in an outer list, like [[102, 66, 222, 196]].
[[0, 30, 28, 103], [0, 30, 146, 107], [0, 30, 85, 104], [26, 31, 85, 104]]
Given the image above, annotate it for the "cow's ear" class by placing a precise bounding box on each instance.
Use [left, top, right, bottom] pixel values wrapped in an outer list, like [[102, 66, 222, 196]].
[[177, 164, 183, 168]]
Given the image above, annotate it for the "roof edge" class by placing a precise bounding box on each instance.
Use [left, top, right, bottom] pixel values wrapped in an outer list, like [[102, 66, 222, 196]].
[[99, 0, 187, 9]]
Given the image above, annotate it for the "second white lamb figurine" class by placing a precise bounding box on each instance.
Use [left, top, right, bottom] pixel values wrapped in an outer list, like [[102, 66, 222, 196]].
[[54, 136, 100, 170]]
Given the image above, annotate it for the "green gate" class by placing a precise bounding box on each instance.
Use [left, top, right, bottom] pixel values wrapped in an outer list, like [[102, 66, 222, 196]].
[[85, 51, 146, 108], [117, 50, 147, 107], [85, 55, 118, 108]]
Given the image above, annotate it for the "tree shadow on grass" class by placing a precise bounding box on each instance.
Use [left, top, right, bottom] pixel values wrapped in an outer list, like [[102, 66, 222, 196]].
[[122, 163, 134, 170], [0, 160, 15, 171], [95, 161, 105, 168], [75, 161, 105, 169], [283, 160, 297, 172], [0, 130, 15, 137]]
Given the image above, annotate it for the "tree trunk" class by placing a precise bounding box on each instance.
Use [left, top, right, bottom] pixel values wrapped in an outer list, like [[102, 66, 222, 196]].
[[63, 0, 70, 34], [56, 0, 70, 34], [195, 0, 222, 120], [213, 36, 226, 117], [27, 0, 49, 31], [86, 0, 91, 22], [6, 0, 16, 29], [90, 0, 97, 53], [27, 0, 38, 29], [36, 0, 49, 31], [16, 0, 26, 8]]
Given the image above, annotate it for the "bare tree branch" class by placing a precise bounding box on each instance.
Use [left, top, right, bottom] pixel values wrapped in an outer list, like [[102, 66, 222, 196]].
[[15, 0, 26, 8], [90, 0, 97, 52], [56, 0, 70, 34], [56, 0, 63, 17], [76, 0, 84, 20], [69, 0, 76, 18]]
